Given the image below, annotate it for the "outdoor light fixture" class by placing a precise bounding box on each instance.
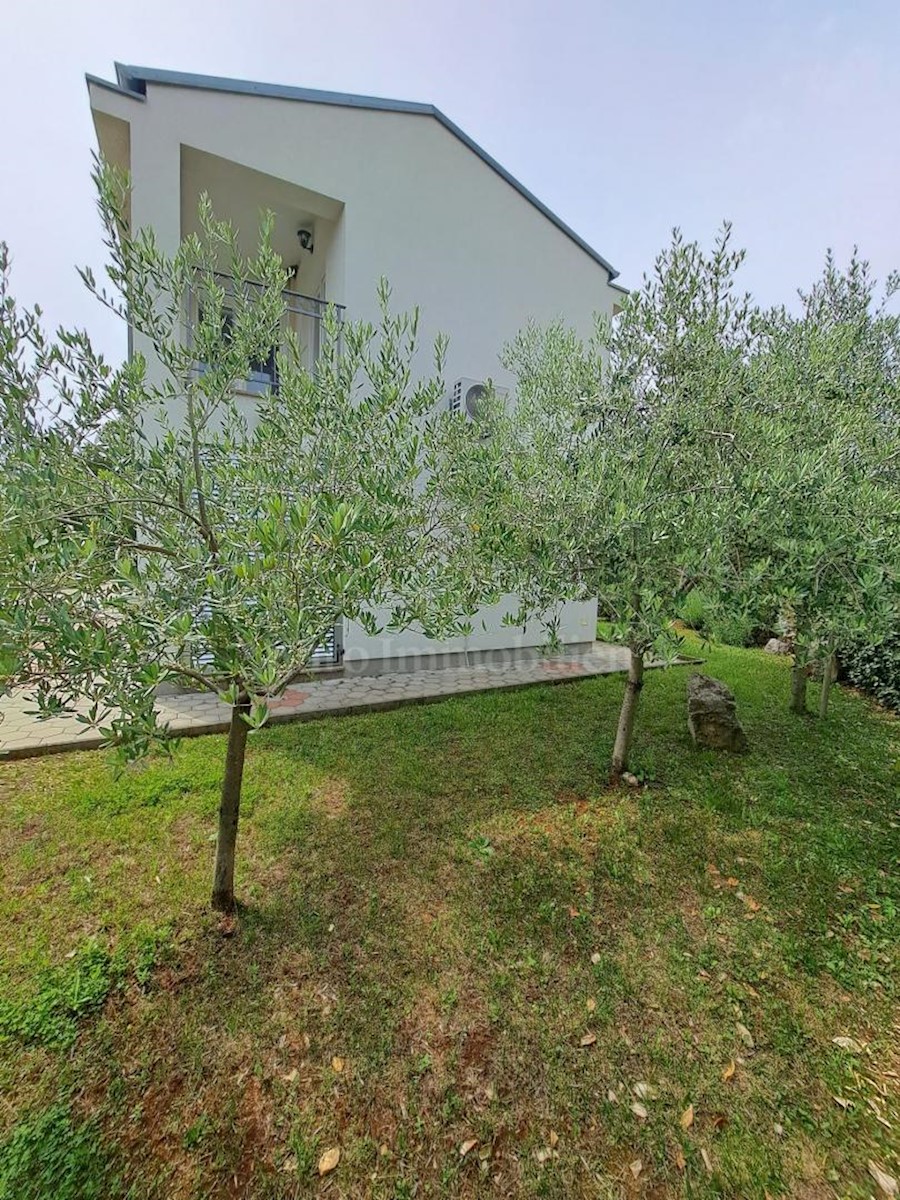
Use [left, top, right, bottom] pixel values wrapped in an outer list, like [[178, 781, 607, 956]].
[[297, 227, 315, 253]]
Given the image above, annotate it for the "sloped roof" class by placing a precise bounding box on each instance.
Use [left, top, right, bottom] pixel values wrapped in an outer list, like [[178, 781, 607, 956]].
[[86, 63, 619, 281]]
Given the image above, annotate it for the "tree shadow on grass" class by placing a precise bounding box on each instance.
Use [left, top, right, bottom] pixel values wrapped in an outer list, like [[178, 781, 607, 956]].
[[2, 647, 897, 1198]]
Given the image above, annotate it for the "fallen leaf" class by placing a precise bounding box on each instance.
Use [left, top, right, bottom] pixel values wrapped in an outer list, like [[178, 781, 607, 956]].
[[680, 1104, 695, 1130], [722, 1060, 736, 1082], [630, 1159, 643, 1179], [459, 1138, 478, 1158], [568, 906, 580, 917], [549, 1130, 559, 1148], [712, 1113, 728, 1130], [631, 1102, 648, 1120], [674, 1145, 686, 1171], [832, 1035, 864, 1053], [607, 1089, 618, 1103], [534, 1147, 551, 1164], [281, 1154, 298, 1173], [379, 1144, 389, 1157], [868, 1161, 898, 1196], [736, 1022, 755, 1049], [580, 1032, 597, 1047], [633, 1081, 658, 1100], [318, 1147, 340, 1176], [724, 876, 739, 887], [743, 895, 761, 911], [331, 1056, 345, 1073], [281, 1068, 299, 1083], [586, 997, 596, 1013], [590, 952, 602, 965], [833, 1095, 852, 1109], [773, 1123, 784, 1137], [701, 1147, 713, 1174]]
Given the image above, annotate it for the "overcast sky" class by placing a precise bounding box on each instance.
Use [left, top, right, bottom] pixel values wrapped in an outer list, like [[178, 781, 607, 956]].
[[2, 0, 898, 361]]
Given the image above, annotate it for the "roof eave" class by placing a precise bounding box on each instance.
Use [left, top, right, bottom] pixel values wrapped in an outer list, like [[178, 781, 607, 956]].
[[100, 64, 620, 281], [86, 71, 146, 102]]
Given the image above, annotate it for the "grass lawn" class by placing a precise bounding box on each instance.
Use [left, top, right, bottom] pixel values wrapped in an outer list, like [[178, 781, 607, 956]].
[[0, 640, 897, 1198]]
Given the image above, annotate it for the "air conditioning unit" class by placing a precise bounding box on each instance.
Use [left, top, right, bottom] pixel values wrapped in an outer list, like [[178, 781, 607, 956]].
[[447, 377, 508, 421]]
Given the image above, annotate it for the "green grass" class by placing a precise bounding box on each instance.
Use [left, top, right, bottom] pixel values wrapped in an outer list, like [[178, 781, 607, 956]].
[[0, 640, 897, 1198]]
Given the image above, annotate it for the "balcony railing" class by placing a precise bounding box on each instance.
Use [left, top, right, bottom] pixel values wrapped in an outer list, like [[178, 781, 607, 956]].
[[187, 273, 346, 391]]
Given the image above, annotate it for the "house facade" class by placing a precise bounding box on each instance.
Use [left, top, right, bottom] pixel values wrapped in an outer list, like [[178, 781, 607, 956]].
[[87, 64, 623, 673]]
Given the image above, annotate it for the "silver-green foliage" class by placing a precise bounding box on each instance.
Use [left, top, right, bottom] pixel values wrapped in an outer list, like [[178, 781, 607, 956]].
[[0, 162, 485, 907], [443, 227, 752, 772], [733, 252, 900, 711], [3, 164, 480, 738]]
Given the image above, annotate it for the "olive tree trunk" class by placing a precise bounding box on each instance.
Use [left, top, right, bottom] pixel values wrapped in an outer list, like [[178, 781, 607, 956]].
[[819, 651, 837, 718], [611, 646, 644, 778], [211, 698, 251, 913], [789, 659, 809, 714]]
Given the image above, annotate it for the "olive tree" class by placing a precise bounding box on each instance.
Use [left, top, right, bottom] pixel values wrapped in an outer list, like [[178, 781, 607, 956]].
[[444, 227, 752, 776], [1, 166, 485, 912], [733, 253, 900, 715]]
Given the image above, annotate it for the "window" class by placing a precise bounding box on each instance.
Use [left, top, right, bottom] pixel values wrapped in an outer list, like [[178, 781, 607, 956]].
[[195, 305, 279, 395], [220, 311, 279, 394]]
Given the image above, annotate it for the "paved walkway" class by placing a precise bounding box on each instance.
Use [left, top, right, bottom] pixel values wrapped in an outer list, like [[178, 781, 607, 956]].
[[0, 643, 633, 761]]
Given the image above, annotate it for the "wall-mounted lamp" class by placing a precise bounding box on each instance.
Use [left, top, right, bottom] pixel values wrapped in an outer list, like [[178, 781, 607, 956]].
[[297, 227, 315, 254]]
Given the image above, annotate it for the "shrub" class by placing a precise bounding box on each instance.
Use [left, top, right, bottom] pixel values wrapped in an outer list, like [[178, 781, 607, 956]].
[[709, 611, 758, 649], [841, 634, 900, 713], [678, 589, 760, 648], [679, 588, 712, 632]]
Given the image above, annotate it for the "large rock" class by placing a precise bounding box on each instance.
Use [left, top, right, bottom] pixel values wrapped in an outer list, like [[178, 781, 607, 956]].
[[687, 674, 748, 752], [763, 637, 791, 655]]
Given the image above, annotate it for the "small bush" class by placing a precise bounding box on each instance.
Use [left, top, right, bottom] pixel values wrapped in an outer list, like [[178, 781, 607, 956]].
[[678, 588, 712, 632], [841, 635, 900, 713], [709, 611, 757, 649], [0, 1104, 118, 1200], [678, 589, 760, 647]]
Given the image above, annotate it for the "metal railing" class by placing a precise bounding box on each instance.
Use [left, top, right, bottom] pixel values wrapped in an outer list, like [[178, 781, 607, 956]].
[[187, 273, 346, 387]]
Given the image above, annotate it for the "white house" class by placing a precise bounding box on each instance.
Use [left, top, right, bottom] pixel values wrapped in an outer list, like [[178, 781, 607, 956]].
[[87, 64, 624, 674]]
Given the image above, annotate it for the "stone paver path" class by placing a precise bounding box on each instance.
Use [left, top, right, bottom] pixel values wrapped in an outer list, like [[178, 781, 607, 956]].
[[0, 643, 633, 761]]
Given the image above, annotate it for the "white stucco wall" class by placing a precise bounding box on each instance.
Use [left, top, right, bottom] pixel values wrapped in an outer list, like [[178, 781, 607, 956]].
[[343, 597, 598, 671], [88, 77, 615, 665]]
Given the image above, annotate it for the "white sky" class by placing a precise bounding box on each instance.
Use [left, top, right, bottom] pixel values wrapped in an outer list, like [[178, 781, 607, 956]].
[[2, 0, 899, 363]]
